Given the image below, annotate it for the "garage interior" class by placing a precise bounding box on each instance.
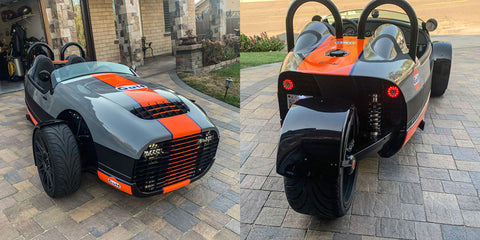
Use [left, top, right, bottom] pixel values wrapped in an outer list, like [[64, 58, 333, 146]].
[[0, 0, 46, 94]]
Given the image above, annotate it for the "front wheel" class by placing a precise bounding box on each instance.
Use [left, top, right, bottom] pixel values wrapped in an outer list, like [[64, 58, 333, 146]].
[[33, 123, 82, 198], [283, 110, 357, 218]]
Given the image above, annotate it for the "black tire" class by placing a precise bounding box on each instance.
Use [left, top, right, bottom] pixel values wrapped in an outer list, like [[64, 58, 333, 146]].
[[283, 112, 358, 218], [431, 59, 451, 97], [33, 123, 82, 198]]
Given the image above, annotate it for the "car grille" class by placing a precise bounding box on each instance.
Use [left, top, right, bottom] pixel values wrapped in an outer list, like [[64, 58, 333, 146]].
[[131, 102, 189, 119], [134, 131, 219, 193]]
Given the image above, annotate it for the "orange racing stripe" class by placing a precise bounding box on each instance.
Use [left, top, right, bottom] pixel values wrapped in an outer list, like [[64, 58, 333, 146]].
[[91, 73, 169, 106], [158, 114, 201, 139], [296, 36, 369, 76]]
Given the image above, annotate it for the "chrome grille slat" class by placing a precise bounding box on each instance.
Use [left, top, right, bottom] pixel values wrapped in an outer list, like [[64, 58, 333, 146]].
[[133, 132, 219, 192]]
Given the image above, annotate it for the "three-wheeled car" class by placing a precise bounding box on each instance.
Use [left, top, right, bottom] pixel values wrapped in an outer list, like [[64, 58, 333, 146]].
[[25, 42, 219, 198], [276, 0, 452, 218]]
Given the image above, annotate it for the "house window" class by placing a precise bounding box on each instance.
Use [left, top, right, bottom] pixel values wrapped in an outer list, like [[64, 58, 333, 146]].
[[163, 0, 171, 34]]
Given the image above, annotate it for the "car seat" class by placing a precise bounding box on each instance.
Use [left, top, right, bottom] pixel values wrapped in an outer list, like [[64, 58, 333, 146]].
[[29, 55, 54, 91], [369, 24, 408, 60]]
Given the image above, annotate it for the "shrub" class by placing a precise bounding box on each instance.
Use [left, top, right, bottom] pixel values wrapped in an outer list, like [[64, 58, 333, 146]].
[[240, 32, 285, 52], [202, 35, 240, 66]]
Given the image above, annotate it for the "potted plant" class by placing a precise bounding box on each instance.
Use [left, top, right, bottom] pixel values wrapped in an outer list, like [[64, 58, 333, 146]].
[[180, 29, 197, 45]]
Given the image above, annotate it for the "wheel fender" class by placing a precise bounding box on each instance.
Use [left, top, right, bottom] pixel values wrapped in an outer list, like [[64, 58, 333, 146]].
[[276, 98, 353, 178], [432, 41, 452, 61], [32, 119, 67, 166]]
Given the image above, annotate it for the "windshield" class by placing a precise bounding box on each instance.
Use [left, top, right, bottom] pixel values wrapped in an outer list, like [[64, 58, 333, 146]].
[[52, 62, 134, 82], [326, 9, 424, 28]]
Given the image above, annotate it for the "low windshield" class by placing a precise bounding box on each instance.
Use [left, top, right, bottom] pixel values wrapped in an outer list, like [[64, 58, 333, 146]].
[[326, 9, 424, 28], [52, 62, 134, 82]]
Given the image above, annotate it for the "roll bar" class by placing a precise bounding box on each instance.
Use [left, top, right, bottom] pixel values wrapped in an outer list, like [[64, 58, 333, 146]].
[[357, 0, 418, 60], [286, 0, 343, 52], [26, 42, 54, 69], [60, 42, 86, 60]]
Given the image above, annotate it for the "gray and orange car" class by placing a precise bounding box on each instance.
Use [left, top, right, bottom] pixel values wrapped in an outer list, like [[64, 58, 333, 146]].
[[24, 43, 219, 198], [277, 0, 452, 218]]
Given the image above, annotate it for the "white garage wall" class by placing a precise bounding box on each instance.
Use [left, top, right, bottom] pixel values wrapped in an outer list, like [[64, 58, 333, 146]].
[[0, 0, 46, 46]]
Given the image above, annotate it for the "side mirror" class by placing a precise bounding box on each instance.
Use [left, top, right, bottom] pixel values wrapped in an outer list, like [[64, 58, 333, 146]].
[[130, 65, 137, 71], [39, 70, 51, 82], [425, 18, 438, 32]]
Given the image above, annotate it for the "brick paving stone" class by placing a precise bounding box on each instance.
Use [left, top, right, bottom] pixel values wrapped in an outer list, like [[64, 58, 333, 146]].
[[121, 218, 146, 236], [202, 177, 231, 194], [401, 203, 426, 221], [31, 228, 67, 240], [163, 207, 200, 232], [213, 229, 240, 240], [304, 230, 334, 240], [399, 182, 423, 204], [131, 229, 167, 240], [441, 225, 467, 240], [194, 206, 232, 230], [157, 223, 183, 240], [433, 145, 452, 154], [240, 175, 266, 190], [14, 218, 44, 239], [470, 171, 480, 189], [0, 180, 18, 199], [415, 222, 442, 240], [255, 207, 287, 226], [181, 230, 207, 240], [240, 189, 269, 224], [356, 173, 378, 192], [462, 210, 480, 227], [240, 156, 275, 176], [193, 221, 220, 239], [226, 219, 240, 235], [379, 163, 419, 183], [183, 185, 219, 206], [449, 170, 472, 182], [262, 176, 284, 191], [352, 192, 376, 216], [456, 195, 480, 210], [450, 147, 480, 161], [373, 193, 402, 218], [282, 209, 311, 229], [332, 233, 362, 240], [264, 191, 289, 208], [442, 181, 477, 196], [419, 167, 451, 180], [309, 215, 351, 233], [209, 195, 237, 213], [33, 207, 69, 230], [349, 215, 376, 235], [423, 192, 463, 225], [417, 153, 457, 169], [375, 218, 415, 239], [179, 199, 202, 215], [246, 225, 305, 240]]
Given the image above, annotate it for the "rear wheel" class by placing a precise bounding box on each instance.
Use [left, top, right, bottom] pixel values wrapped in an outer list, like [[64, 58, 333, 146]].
[[33, 123, 82, 198], [284, 112, 357, 218], [431, 59, 451, 97]]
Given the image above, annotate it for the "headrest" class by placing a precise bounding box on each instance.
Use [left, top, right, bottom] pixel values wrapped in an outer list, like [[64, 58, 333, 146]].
[[66, 54, 86, 65], [31, 55, 54, 83]]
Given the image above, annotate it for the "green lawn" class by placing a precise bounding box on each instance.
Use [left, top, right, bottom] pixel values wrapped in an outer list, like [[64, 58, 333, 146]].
[[240, 52, 288, 69], [178, 63, 240, 108]]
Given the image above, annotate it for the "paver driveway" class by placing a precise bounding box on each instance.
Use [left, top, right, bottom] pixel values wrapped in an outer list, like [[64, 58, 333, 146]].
[[0, 60, 240, 240], [240, 35, 480, 240]]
